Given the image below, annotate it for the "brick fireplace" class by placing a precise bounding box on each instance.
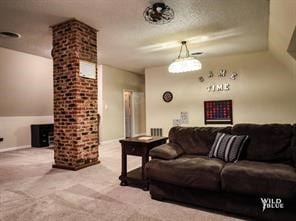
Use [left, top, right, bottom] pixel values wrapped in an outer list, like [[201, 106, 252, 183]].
[[51, 19, 99, 170]]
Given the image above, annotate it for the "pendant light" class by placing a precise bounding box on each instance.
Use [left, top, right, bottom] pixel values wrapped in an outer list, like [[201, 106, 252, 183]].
[[168, 41, 202, 73]]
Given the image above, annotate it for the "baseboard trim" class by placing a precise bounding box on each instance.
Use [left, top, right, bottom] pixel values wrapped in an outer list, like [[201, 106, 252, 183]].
[[52, 160, 100, 171], [101, 137, 124, 145], [0, 145, 31, 153], [100, 134, 147, 145], [134, 133, 147, 137]]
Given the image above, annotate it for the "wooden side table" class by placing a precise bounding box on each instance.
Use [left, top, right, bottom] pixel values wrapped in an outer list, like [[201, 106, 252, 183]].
[[119, 136, 167, 190]]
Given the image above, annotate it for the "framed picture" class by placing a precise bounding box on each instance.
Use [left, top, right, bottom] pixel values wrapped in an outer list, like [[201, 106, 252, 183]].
[[79, 60, 96, 79], [204, 100, 233, 124]]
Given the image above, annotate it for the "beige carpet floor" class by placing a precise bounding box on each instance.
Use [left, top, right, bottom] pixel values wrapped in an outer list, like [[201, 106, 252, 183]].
[[0, 144, 244, 221]]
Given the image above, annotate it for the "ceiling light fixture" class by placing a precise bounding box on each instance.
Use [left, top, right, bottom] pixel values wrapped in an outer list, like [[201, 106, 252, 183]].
[[143, 2, 174, 24], [168, 41, 202, 73], [0, 31, 21, 39]]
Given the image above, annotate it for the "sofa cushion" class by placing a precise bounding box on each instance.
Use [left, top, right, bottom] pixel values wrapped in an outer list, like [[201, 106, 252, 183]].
[[231, 124, 293, 162], [168, 126, 232, 155], [209, 133, 248, 162], [149, 143, 184, 160], [146, 155, 225, 191], [221, 160, 296, 198]]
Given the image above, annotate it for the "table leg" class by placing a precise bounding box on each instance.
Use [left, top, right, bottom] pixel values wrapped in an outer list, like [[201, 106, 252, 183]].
[[142, 147, 150, 191], [141, 154, 145, 180], [120, 144, 127, 186]]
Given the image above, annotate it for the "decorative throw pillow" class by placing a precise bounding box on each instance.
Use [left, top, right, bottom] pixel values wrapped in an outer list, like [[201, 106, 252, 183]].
[[209, 132, 248, 162]]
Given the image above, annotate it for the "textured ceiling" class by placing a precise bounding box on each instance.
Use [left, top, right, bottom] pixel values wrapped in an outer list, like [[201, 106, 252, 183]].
[[0, 0, 269, 74]]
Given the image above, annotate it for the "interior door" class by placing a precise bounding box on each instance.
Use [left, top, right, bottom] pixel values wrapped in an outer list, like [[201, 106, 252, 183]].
[[124, 91, 132, 138], [132, 92, 145, 135]]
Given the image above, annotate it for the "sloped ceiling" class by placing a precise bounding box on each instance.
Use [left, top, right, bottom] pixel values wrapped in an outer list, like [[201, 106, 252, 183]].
[[0, 0, 269, 74], [269, 0, 296, 76]]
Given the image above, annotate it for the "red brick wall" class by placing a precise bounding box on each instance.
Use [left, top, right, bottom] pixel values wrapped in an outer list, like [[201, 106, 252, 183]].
[[52, 19, 99, 170]]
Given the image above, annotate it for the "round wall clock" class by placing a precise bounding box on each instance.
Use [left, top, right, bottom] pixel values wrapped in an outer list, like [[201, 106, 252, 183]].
[[163, 91, 173, 102]]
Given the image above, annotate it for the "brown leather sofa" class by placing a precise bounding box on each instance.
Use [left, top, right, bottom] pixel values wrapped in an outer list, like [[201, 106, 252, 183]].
[[145, 124, 296, 221]]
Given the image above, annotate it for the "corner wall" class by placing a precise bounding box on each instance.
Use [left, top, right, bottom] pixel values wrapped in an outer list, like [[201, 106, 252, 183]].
[[0, 47, 53, 149], [101, 65, 145, 142], [145, 51, 296, 136]]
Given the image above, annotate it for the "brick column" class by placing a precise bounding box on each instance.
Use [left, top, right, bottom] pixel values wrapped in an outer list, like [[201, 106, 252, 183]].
[[51, 19, 99, 170]]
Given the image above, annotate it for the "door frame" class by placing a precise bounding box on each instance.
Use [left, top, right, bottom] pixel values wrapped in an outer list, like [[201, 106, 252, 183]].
[[123, 89, 135, 138]]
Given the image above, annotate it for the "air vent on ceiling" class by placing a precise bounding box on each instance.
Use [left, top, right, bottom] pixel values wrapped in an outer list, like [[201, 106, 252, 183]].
[[0, 31, 22, 38], [191, 52, 203, 56]]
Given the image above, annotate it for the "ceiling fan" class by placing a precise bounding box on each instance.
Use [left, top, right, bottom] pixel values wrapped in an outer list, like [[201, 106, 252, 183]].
[[143, 2, 174, 24], [191, 52, 203, 56]]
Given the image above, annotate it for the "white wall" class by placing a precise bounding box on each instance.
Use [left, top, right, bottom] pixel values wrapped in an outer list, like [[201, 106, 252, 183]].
[[0, 116, 53, 149], [0, 47, 53, 149], [145, 51, 296, 137], [0, 47, 53, 116], [101, 65, 145, 142], [269, 0, 296, 76]]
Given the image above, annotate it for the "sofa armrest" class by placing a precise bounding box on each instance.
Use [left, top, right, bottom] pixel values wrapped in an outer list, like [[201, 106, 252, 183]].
[[149, 143, 184, 160]]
